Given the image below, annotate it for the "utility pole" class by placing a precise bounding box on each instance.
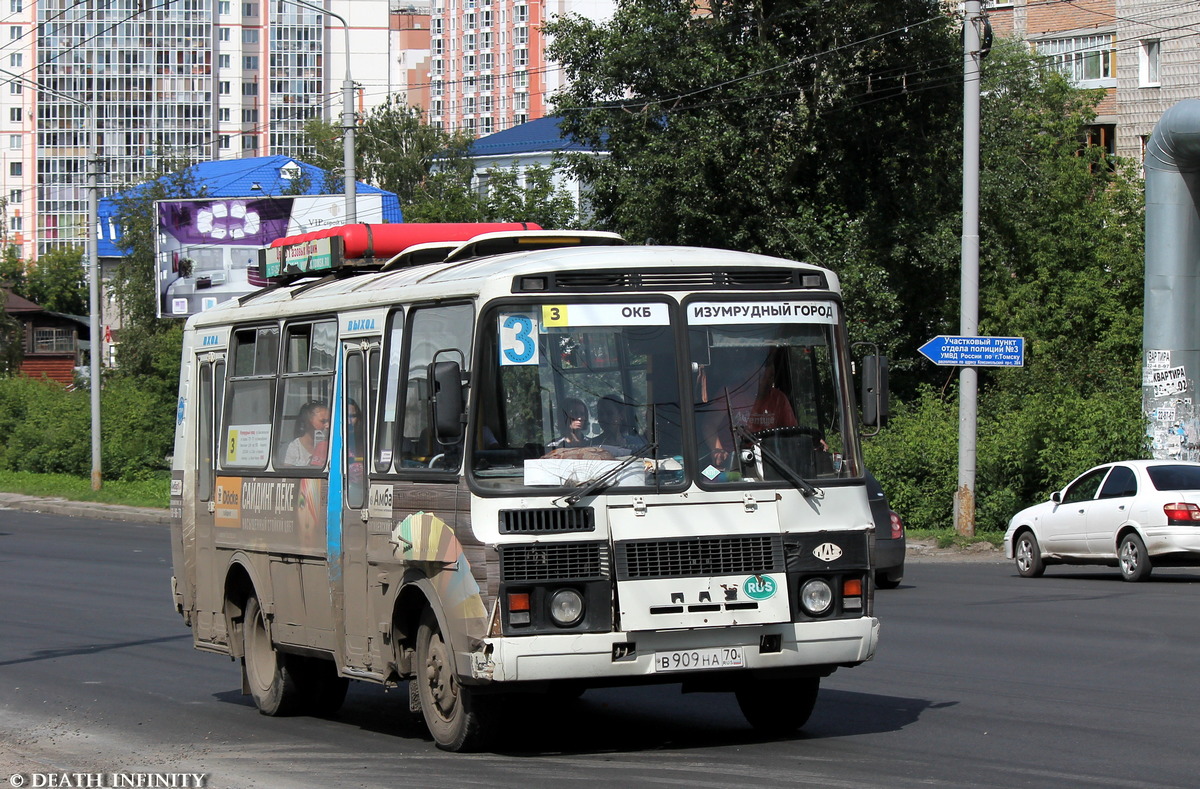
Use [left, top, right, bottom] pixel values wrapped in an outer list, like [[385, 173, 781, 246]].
[[956, 1, 983, 536], [285, 0, 357, 222]]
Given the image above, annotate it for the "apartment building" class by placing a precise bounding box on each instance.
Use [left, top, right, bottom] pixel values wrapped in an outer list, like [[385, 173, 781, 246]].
[[428, 0, 614, 136], [986, 0, 1200, 162], [0, 0, 392, 261]]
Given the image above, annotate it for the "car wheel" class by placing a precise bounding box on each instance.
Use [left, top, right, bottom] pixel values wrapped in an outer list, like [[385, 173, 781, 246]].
[[1014, 531, 1045, 578], [874, 570, 902, 590], [1118, 533, 1153, 582]]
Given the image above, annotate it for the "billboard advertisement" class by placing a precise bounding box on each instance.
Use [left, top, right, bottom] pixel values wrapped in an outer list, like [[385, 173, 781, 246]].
[[155, 194, 385, 318]]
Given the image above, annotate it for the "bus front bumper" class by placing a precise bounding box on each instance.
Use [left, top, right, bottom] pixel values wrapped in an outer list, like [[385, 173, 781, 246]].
[[467, 617, 880, 683]]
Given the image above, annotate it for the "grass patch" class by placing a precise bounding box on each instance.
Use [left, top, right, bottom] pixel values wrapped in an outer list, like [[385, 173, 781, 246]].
[[0, 470, 169, 509], [906, 528, 1005, 549]]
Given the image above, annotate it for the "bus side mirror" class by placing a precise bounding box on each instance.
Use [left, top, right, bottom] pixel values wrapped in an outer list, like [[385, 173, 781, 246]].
[[861, 354, 889, 431], [430, 359, 465, 443]]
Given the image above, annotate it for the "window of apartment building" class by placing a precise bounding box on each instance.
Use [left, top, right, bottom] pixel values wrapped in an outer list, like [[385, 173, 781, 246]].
[[219, 27, 231, 41], [219, 1, 230, 13], [219, 54, 231, 68], [514, 48, 528, 67], [481, 117, 493, 135], [480, 53, 493, 70], [219, 81, 231, 95], [514, 26, 528, 45], [244, 56, 259, 70], [480, 32, 492, 49], [432, 81, 444, 96], [515, 5, 527, 22], [9, 189, 21, 202], [1139, 40, 1161, 88], [514, 92, 527, 111], [432, 99, 443, 115], [463, 55, 476, 72], [9, 26, 20, 41], [432, 39, 444, 55], [9, 215, 20, 231], [9, 108, 20, 122], [466, 13, 476, 29], [9, 162, 21, 177], [243, 3, 257, 15], [242, 81, 258, 96], [10, 1, 22, 12], [465, 34, 475, 51], [432, 19, 443, 34], [243, 29, 259, 44], [242, 134, 257, 150], [432, 58, 444, 76], [9, 53, 20, 68], [218, 107, 230, 122], [1036, 34, 1115, 87], [8, 134, 18, 149], [242, 109, 258, 123], [481, 10, 491, 26], [219, 135, 231, 149], [8, 81, 20, 95]]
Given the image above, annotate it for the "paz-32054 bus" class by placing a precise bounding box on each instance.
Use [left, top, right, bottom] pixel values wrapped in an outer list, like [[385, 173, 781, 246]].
[[169, 224, 887, 751]]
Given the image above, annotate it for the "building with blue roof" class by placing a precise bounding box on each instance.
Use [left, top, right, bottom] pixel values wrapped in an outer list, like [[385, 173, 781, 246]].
[[463, 117, 604, 221]]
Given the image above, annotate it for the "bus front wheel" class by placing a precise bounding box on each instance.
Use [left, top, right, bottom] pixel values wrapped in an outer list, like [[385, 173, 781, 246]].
[[735, 676, 819, 735], [415, 609, 493, 752], [242, 595, 304, 716]]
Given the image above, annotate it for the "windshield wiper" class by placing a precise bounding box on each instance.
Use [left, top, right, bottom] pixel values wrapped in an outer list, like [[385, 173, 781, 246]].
[[555, 443, 659, 507], [734, 425, 822, 499]]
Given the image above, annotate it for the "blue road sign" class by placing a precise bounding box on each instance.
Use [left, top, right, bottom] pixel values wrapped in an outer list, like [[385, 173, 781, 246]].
[[919, 335, 1024, 367]]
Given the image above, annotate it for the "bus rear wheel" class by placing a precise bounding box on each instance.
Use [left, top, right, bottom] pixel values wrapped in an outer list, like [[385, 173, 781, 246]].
[[415, 609, 492, 752], [242, 595, 304, 716], [735, 676, 819, 735]]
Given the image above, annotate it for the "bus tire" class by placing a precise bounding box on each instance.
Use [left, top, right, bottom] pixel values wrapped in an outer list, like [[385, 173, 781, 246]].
[[735, 676, 819, 735], [415, 608, 492, 752], [242, 595, 304, 716]]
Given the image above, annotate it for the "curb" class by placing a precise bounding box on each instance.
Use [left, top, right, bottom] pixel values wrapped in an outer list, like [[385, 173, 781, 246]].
[[0, 493, 169, 526]]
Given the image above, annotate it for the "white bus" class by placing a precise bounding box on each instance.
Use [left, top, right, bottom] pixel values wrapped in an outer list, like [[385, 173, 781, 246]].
[[169, 224, 887, 751]]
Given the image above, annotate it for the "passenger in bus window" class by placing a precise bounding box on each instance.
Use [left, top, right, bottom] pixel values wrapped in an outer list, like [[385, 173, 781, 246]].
[[547, 398, 589, 449], [346, 399, 365, 482], [590, 395, 647, 455], [284, 401, 330, 467]]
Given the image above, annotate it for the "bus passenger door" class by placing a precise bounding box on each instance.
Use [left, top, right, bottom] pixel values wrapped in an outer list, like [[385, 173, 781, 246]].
[[193, 355, 226, 645], [339, 340, 379, 670]]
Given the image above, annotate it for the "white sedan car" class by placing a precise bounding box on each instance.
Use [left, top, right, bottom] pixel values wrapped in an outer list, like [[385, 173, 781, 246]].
[[1004, 460, 1200, 581]]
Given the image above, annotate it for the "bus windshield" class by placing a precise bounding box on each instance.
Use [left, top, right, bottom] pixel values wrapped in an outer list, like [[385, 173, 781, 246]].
[[471, 301, 684, 492], [686, 299, 853, 485]]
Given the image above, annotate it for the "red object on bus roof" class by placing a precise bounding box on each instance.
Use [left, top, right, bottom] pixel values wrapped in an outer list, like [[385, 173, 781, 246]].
[[268, 222, 542, 260]]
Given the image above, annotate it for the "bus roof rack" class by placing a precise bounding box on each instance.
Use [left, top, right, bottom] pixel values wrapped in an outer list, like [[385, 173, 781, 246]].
[[442, 230, 626, 263]]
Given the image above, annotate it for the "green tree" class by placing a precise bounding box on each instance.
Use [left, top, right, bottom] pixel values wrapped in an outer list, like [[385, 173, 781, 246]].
[[0, 288, 22, 376], [481, 164, 580, 228], [24, 246, 87, 316], [0, 244, 25, 293], [546, 0, 963, 371]]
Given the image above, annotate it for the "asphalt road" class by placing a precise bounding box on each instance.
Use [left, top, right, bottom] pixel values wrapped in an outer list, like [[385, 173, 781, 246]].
[[1, 509, 1197, 788]]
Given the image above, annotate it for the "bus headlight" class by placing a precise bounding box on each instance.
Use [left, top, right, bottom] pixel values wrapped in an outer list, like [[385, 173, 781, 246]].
[[799, 578, 834, 616], [549, 588, 585, 627]]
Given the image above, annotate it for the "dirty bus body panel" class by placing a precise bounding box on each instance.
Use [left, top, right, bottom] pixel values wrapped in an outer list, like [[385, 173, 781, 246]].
[[168, 226, 881, 751]]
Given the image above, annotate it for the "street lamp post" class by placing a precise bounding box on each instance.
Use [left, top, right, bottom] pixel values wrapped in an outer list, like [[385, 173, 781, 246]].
[[283, 0, 357, 223], [2, 69, 102, 489]]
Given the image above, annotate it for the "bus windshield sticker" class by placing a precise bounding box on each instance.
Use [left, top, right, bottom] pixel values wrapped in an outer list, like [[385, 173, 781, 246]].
[[225, 424, 271, 466], [541, 303, 669, 329], [499, 312, 540, 366], [688, 301, 838, 326]]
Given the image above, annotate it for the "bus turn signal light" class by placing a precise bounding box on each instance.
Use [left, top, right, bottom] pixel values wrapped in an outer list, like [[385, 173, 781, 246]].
[[843, 579, 863, 597], [508, 592, 531, 612]]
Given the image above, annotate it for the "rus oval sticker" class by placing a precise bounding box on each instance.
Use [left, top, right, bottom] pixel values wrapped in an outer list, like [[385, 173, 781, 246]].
[[742, 575, 778, 600], [813, 543, 843, 562]]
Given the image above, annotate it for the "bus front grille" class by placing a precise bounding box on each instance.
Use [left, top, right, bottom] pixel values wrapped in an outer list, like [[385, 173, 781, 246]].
[[499, 542, 610, 582], [499, 507, 596, 534], [615, 535, 784, 580]]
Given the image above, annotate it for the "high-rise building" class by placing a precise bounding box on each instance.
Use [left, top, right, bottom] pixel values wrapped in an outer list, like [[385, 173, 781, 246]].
[[0, 0, 393, 261], [427, 0, 614, 136]]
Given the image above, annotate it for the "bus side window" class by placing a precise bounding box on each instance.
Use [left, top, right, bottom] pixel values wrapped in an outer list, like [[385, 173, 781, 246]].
[[198, 362, 214, 501], [223, 326, 278, 469], [399, 304, 473, 472], [274, 320, 336, 470], [345, 350, 367, 507]]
